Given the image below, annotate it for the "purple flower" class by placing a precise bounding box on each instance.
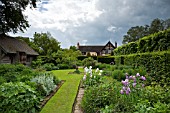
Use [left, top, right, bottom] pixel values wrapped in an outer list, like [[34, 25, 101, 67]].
[[140, 76, 146, 81], [127, 87, 131, 92], [120, 90, 124, 94], [129, 76, 133, 80], [126, 90, 130, 95], [132, 83, 137, 87], [122, 86, 126, 90], [142, 84, 145, 87], [136, 73, 140, 77], [122, 79, 129, 86], [125, 73, 129, 79]]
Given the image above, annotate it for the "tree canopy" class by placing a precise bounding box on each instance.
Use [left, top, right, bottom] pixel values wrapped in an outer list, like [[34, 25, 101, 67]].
[[122, 18, 170, 44], [0, 0, 37, 34], [30, 32, 61, 55]]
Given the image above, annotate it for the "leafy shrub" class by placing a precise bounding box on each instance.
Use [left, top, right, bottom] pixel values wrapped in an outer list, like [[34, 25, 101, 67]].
[[0, 82, 39, 113], [81, 83, 116, 113], [31, 72, 58, 96], [111, 70, 125, 81], [57, 63, 70, 69], [0, 64, 37, 84], [82, 57, 97, 67], [98, 56, 115, 64]]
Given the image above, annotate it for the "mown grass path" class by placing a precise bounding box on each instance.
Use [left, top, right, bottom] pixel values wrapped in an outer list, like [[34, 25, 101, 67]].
[[40, 69, 83, 113]]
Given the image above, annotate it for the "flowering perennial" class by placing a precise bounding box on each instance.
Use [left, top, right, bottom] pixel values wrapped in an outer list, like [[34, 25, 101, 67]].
[[83, 66, 102, 81], [120, 73, 146, 95]]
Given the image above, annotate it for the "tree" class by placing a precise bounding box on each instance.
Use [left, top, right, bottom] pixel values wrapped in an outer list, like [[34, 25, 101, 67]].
[[122, 18, 170, 44], [69, 45, 77, 51], [0, 0, 37, 34], [149, 18, 164, 34], [122, 25, 149, 44], [31, 32, 61, 55]]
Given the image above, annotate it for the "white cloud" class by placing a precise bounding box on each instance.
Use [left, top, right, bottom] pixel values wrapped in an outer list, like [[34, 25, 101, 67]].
[[10, 0, 170, 48], [24, 0, 103, 32]]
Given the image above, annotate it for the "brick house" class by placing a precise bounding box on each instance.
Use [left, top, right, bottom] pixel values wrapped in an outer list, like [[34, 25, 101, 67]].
[[0, 34, 39, 66]]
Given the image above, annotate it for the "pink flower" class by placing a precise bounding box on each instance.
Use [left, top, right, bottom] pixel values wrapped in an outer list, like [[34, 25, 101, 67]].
[[120, 90, 124, 94], [132, 83, 137, 87], [140, 76, 146, 81], [126, 90, 130, 95], [142, 84, 145, 87], [136, 73, 140, 77]]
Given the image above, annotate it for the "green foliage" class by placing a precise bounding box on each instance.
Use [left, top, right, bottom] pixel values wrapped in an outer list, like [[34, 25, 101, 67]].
[[111, 70, 125, 81], [0, 82, 39, 113], [116, 51, 170, 85], [0, 64, 37, 84], [0, 1, 37, 34], [122, 18, 170, 44], [115, 29, 170, 55], [98, 56, 115, 64], [31, 72, 58, 96], [81, 82, 117, 113], [31, 32, 61, 55], [82, 57, 97, 67]]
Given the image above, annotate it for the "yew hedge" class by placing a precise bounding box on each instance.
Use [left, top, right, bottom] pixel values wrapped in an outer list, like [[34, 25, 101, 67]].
[[114, 51, 170, 85], [114, 29, 170, 55]]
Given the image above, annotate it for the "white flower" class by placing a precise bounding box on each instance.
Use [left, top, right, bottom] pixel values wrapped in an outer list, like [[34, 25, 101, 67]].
[[100, 70, 103, 73], [90, 73, 92, 78], [83, 75, 86, 81], [84, 67, 89, 73], [95, 68, 99, 73], [89, 66, 92, 69]]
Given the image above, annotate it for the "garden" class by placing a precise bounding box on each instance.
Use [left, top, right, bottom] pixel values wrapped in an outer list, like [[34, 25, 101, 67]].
[[80, 29, 170, 113], [0, 29, 169, 113]]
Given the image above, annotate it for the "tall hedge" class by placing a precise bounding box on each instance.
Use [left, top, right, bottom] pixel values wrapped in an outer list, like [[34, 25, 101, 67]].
[[114, 29, 170, 55], [98, 56, 115, 64], [114, 51, 170, 85]]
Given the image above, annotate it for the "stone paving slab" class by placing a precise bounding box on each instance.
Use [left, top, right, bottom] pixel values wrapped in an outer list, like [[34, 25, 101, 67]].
[[73, 88, 84, 113]]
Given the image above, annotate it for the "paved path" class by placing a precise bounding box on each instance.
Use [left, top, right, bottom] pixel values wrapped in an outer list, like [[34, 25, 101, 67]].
[[73, 88, 85, 113]]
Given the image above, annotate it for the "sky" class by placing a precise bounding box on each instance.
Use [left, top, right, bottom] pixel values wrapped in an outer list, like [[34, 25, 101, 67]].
[[10, 0, 170, 48]]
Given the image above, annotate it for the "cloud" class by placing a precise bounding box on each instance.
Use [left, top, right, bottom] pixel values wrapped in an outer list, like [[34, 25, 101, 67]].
[[10, 0, 170, 48]]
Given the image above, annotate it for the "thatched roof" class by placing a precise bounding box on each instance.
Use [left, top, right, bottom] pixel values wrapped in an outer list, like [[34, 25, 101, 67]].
[[0, 34, 39, 55]]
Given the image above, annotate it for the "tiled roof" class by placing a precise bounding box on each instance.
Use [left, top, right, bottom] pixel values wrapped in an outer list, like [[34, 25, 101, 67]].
[[79, 46, 104, 52], [0, 34, 39, 55]]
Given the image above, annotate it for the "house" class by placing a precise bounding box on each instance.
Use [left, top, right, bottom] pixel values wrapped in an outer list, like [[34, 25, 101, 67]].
[[0, 34, 39, 66], [77, 41, 117, 56]]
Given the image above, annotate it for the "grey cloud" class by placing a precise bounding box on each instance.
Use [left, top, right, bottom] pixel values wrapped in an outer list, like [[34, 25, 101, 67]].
[[12, 0, 170, 48]]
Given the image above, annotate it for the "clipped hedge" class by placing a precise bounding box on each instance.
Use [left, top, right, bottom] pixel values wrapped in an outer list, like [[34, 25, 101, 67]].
[[98, 56, 115, 64], [114, 29, 170, 55], [114, 51, 170, 85], [77, 56, 97, 60], [78, 56, 114, 64]]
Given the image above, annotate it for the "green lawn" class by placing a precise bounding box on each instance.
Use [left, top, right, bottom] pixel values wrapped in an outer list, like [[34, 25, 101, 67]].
[[40, 69, 83, 113]]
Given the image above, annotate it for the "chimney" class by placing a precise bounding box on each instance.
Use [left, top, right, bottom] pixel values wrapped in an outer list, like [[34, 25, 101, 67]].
[[77, 42, 80, 49], [115, 41, 117, 48]]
